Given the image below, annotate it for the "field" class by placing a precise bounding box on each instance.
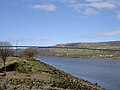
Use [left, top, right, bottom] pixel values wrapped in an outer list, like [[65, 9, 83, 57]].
[[39, 48, 120, 59], [49, 48, 103, 55]]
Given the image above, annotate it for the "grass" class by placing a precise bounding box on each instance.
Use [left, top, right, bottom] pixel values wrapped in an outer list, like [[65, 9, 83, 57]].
[[39, 48, 120, 59], [0, 57, 105, 90], [0, 57, 20, 68], [48, 48, 105, 55], [28, 60, 46, 71]]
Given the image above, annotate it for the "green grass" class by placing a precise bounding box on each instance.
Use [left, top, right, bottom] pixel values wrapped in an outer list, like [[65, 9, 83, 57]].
[[0, 57, 21, 68], [0, 57, 105, 90], [28, 60, 46, 71], [48, 48, 104, 55], [0, 57, 46, 72]]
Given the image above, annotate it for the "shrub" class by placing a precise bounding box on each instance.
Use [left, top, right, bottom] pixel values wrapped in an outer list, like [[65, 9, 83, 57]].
[[19, 48, 38, 58]]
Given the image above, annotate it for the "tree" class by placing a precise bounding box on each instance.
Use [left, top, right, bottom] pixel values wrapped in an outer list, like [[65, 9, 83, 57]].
[[22, 48, 38, 58], [0, 41, 12, 66]]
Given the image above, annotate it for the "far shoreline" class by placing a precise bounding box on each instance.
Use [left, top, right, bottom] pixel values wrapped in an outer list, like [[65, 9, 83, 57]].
[[37, 55, 120, 61]]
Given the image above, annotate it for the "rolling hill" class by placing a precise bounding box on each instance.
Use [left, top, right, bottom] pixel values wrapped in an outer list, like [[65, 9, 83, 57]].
[[56, 41, 120, 49]]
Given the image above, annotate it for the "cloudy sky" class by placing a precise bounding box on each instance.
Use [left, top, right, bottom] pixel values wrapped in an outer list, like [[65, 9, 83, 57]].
[[0, 0, 120, 46]]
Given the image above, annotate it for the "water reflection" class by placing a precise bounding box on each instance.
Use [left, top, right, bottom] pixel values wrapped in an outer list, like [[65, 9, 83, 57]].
[[38, 56, 120, 90]]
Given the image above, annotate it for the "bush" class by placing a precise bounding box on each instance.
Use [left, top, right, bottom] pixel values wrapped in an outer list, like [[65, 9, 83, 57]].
[[19, 48, 38, 58]]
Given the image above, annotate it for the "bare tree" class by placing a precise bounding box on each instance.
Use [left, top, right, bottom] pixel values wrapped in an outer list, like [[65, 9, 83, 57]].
[[22, 48, 38, 58], [0, 41, 12, 66]]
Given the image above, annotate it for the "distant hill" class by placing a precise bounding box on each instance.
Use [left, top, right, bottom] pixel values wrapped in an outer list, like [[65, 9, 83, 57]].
[[56, 41, 120, 49]]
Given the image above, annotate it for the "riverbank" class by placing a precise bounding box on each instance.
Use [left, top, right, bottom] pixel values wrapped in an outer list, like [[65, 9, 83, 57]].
[[38, 55, 120, 61], [0, 57, 105, 90], [38, 48, 120, 60], [39, 56, 120, 90]]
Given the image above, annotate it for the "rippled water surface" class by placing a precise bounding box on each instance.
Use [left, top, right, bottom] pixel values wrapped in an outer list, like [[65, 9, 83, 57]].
[[38, 56, 120, 90]]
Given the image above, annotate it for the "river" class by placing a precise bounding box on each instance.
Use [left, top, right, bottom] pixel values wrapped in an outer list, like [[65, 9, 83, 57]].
[[37, 56, 120, 90]]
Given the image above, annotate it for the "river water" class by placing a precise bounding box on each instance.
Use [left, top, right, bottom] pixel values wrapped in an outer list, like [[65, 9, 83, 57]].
[[37, 56, 120, 90]]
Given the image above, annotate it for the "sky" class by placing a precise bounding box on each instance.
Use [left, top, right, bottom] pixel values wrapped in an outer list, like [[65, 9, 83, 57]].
[[0, 0, 120, 46]]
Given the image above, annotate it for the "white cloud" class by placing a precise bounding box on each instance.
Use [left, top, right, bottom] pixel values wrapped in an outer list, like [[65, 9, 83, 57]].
[[83, 8, 98, 15], [96, 30, 120, 36], [78, 36, 96, 39], [10, 38, 52, 42], [9, 37, 57, 46], [26, 0, 120, 19], [67, 0, 118, 16], [73, 1, 117, 10], [117, 12, 120, 20], [86, 0, 102, 1], [32, 4, 57, 11], [89, 1, 117, 9], [59, 0, 77, 3]]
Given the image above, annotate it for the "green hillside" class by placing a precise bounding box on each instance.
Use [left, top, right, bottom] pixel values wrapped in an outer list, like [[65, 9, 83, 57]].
[[56, 41, 120, 49]]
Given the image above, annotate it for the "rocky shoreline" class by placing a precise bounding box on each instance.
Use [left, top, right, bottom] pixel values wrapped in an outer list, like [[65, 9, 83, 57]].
[[38, 60, 105, 90], [0, 57, 105, 90]]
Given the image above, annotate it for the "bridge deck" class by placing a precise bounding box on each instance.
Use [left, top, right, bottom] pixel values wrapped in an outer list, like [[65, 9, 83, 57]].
[[0, 46, 120, 52]]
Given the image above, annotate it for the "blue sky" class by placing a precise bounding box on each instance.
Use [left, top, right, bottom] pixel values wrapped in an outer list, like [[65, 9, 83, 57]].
[[0, 0, 120, 46]]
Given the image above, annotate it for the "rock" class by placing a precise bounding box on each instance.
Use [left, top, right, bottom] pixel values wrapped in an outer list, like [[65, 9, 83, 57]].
[[0, 85, 4, 90], [0, 73, 6, 76]]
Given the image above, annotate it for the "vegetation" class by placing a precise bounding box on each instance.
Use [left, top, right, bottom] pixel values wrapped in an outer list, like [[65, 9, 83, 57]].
[[0, 41, 12, 66], [0, 41, 119, 89], [56, 41, 120, 49], [38, 48, 120, 59], [19, 48, 38, 58], [48, 48, 102, 55], [0, 57, 105, 90]]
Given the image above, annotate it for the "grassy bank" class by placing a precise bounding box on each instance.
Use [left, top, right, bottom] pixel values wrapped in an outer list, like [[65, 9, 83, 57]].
[[39, 48, 120, 60], [0, 57, 105, 90]]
